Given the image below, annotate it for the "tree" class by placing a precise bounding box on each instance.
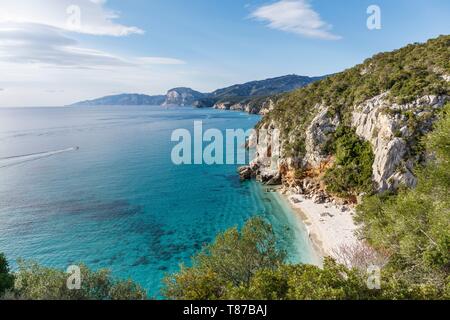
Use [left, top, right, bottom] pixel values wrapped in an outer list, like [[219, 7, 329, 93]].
[[164, 218, 427, 300], [13, 260, 147, 300], [0, 253, 14, 296], [324, 126, 375, 197], [225, 258, 372, 300], [163, 217, 286, 300]]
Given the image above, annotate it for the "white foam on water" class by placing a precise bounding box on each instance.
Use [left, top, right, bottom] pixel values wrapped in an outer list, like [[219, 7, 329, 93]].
[[0, 147, 79, 169]]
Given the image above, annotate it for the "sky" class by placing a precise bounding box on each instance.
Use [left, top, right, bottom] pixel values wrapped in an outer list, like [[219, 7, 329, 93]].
[[0, 0, 449, 107]]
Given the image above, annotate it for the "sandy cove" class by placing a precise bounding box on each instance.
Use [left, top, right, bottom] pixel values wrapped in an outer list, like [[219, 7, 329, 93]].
[[281, 192, 361, 260]]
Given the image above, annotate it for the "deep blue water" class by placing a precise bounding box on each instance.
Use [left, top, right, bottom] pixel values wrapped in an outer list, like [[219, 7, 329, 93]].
[[0, 106, 315, 297]]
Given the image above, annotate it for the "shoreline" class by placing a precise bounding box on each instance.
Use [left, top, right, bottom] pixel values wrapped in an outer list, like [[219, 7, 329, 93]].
[[279, 191, 361, 261], [263, 187, 321, 265]]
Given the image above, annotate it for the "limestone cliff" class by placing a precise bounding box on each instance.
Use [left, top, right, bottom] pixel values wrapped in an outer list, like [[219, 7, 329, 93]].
[[162, 87, 206, 106], [241, 35, 450, 202], [245, 93, 448, 201], [213, 97, 277, 115]]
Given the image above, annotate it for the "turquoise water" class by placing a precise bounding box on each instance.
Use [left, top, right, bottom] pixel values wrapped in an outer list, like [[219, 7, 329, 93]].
[[0, 106, 315, 297]]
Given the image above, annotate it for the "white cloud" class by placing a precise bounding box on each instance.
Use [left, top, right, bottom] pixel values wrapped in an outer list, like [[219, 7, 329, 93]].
[[0, 22, 186, 69], [0, 22, 132, 68], [136, 57, 186, 65], [0, 1, 189, 106], [251, 0, 341, 40], [0, 0, 144, 36], [0, 21, 187, 106], [0, 59, 204, 107]]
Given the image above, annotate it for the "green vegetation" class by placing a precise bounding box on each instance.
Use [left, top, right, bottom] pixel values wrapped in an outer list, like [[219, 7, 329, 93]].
[[324, 126, 375, 197], [355, 103, 450, 295], [0, 253, 14, 296], [263, 35, 450, 159], [2, 101, 448, 301], [226, 258, 373, 300], [2, 104, 448, 300], [205, 74, 322, 109], [0, 257, 147, 300], [163, 217, 447, 300], [163, 103, 450, 300], [163, 218, 285, 300], [163, 217, 370, 300], [1, 37, 449, 301]]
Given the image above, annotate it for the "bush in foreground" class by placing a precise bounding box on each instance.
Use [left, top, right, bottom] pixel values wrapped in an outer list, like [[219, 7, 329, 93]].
[[163, 217, 446, 300], [0, 253, 14, 296], [0, 258, 147, 300]]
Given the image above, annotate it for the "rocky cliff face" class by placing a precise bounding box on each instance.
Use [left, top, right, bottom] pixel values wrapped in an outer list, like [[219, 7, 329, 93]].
[[304, 105, 340, 168], [351, 94, 448, 190], [243, 93, 449, 198], [240, 36, 450, 202], [162, 87, 206, 106], [213, 97, 277, 115], [210, 75, 324, 100]]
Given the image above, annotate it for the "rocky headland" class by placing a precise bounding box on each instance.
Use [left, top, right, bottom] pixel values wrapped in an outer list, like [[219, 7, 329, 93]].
[[239, 36, 450, 258]]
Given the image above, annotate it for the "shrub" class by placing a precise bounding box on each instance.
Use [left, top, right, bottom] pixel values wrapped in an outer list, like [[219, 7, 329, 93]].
[[163, 217, 286, 300], [0, 253, 14, 296], [13, 261, 147, 300], [324, 126, 375, 197]]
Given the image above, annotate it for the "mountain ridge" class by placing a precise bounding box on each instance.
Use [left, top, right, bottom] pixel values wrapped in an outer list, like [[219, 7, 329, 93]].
[[70, 93, 166, 107], [70, 74, 324, 112]]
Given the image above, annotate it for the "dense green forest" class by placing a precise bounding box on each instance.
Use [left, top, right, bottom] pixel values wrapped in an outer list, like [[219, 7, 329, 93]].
[[323, 126, 375, 197]]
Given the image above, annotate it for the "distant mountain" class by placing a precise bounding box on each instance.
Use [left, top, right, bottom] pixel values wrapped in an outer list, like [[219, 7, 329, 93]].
[[70, 74, 325, 112], [195, 74, 326, 111], [71, 93, 165, 106], [212, 74, 324, 100], [162, 87, 207, 106]]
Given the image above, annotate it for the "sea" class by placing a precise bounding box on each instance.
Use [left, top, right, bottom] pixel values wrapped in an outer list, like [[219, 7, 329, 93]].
[[0, 106, 316, 297]]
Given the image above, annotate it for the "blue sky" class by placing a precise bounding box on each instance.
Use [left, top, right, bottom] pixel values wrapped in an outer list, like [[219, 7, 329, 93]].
[[0, 0, 449, 106]]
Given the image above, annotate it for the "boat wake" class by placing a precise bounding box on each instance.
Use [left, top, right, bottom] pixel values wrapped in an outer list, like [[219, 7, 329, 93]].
[[0, 147, 79, 169]]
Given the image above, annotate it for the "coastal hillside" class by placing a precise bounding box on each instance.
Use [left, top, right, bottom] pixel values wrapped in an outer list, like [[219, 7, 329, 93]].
[[212, 75, 323, 98], [71, 93, 166, 106], [70, 75, 323, 113], [162, 87, 206, 106], [245, 35, 449, 198], [198, 75, 324, 112], [164, 35, 450, 301]]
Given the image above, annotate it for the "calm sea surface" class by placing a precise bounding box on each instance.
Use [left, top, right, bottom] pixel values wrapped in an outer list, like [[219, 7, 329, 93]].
[[0, 106, 315, 297]]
